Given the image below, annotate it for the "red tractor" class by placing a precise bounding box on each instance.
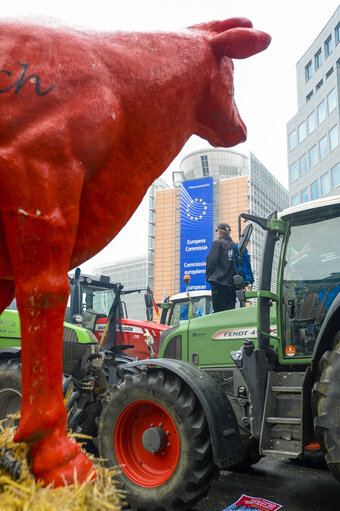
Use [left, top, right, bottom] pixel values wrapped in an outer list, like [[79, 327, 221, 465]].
[[67, 268, 168, 359]]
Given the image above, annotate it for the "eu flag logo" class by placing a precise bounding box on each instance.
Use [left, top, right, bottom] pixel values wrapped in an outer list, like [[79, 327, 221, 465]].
[[186, 198, 208, 221]]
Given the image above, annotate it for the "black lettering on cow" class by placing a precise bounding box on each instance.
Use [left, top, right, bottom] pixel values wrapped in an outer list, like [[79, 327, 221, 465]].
[[0, 62, 55, 95]]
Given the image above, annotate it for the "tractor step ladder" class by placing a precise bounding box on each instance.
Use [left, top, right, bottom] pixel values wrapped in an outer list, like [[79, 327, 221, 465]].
[[260, 371, 305, 458]]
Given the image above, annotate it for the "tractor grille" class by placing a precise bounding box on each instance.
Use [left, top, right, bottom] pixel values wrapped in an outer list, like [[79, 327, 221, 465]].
[[63, 326, 78, 343], [203, 368, 234, 395], [63, 326, 98, 376], [163, 335, 182, 360]]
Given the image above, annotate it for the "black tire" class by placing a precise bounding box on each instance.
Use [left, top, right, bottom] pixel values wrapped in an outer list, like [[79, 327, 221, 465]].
[[0, 358, 22, 428], [290, 445, 326, 468], [230, 437, 261, 471], [97, 368, 216, 511], [312, 336, 340, 481]]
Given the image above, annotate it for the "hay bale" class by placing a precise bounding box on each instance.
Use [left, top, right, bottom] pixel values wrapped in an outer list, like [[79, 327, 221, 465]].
[[0, 416, 124, 511]]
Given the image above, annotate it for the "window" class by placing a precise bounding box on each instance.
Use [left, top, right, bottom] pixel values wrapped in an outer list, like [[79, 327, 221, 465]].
[[309, 145, 317, 168], [310, 180, 319, 200], [282, 216, 340, 358], [306, 90, 314, 102], [316, 79, 323, 91], [325, 35, 333, 57], [326, 67, 334, 79], [305, 60, 312, 81], [299, 154, 308, 175], [329, 126, 338, 151], [307, 111, 316, 134], [315, 49, 322, 69], [321, 172, 330, 196], [332, 163, 340, 189], [298, 121, 306, 143], [317, 100, 326, 124], [336, 23, 340, 45], [319, 136, 328, 160], [291, 193, 299, 206], [301, 188, 309, 203], [327, 88, 336, 114], [200, 155, 209, 176], [289, 161, 298, 183], [288, 130, 297, 151]]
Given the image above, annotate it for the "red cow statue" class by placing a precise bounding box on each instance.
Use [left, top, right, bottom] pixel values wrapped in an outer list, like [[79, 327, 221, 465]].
[[0, 16, 270, 486]]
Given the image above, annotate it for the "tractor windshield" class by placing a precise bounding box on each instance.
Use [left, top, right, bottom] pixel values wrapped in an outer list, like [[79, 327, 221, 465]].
[[171, 296, 213, 326], [78, 283, 116, 330], [282, 215, 340, 358]]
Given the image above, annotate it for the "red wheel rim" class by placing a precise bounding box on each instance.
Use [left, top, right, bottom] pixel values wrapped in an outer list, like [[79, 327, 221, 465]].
[[114, 400, 180, 487]]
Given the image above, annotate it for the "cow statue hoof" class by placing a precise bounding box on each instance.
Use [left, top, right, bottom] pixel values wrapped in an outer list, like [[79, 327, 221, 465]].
[[22, 428, 96, 487]]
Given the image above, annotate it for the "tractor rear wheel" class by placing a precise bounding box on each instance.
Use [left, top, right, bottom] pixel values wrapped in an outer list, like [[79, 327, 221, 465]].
[[97, 368, 216, 511], [0, 359, 22, 427], [313, 335, 340, 481]]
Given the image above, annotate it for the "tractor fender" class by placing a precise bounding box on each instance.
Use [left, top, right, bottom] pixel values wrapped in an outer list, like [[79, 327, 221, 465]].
[[0, 347, 21, 361], [124, 358, 244, 468], [312, 292, 340, 365]]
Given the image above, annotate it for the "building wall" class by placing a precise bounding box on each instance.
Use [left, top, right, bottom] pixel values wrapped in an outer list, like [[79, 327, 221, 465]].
[[92, 256, 148, 320], [153, 188, 176, 303], [287, 6, 340, 205], [153, 149, 288, 299], [219, 176, 248, 239], [148, 177, 170, 293]]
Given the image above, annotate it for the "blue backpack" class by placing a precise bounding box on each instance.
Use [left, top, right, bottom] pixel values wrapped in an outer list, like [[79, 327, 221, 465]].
[[233, 244, 254, 285]]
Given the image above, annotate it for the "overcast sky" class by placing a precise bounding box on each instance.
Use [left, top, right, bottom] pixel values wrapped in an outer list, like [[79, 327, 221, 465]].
[[3, 1, 340, 273]]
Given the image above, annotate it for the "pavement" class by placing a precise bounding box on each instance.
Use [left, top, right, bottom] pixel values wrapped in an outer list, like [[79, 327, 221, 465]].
[[191, 456, 340, 511]]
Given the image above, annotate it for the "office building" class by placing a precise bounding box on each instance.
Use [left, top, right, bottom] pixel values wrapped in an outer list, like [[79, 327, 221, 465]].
[[152, 148, 288, 303], [287, 6, 340, 205], [93, 255, 148, 320]]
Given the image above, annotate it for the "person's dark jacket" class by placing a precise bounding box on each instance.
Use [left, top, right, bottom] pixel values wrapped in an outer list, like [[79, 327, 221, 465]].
[[206, 234, 236, 287]]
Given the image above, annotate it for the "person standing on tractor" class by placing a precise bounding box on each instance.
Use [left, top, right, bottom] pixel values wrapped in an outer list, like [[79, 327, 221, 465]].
[[206, 223, 236, 312]]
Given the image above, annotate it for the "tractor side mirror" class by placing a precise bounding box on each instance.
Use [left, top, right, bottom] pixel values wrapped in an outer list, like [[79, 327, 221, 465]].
[[238, 223, 253, 256], [144, 293, 153, 308]]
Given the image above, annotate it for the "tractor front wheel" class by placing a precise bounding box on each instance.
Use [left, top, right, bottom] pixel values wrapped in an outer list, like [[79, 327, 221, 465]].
[[97, 368, 216, 511], [313, 335, 340, 481]]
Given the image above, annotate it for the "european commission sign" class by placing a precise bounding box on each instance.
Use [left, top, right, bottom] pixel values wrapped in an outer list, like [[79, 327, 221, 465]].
[[180, 177, 213, 292]]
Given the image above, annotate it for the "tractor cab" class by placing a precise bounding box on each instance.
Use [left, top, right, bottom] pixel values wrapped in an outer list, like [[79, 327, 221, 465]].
[[279, 200, 340, 360], [161, 290, 213, 327]]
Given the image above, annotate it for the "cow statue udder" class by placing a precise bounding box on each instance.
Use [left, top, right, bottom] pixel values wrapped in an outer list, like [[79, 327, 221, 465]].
[[0, 16, 270, 486]]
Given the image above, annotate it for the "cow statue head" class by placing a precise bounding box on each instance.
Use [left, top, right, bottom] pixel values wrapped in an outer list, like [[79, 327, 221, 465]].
[[190, 18, 271, 147]]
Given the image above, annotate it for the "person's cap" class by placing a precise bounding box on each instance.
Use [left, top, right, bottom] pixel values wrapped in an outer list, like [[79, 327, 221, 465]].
[[216, 223, 231, 232]]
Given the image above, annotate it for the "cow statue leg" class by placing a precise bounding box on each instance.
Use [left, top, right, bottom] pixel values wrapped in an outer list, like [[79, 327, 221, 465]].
[[0, 280, 15, 312], [1, 207, 96, 486]]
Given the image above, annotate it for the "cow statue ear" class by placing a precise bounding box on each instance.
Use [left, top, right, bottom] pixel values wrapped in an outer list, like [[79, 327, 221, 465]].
[[189, 17, 253, 34], [211, 27, 271, 59]]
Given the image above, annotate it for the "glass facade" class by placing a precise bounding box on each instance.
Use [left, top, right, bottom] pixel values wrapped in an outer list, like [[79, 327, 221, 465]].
[[317, 100, 326, 124], [93, 256, 149, 320], [329, 125, 338, 151], [301, 187, 309, 202], [319, 136, 328, 160], [332, 163, 340, 189], [298, 122, 306, 142], [307, 111, 316, 134], [289, 131, 297, 151], [310, 180, 319, 200], [309, 145, 317, 168], [321, 172, 330, 196], [327, 88, 336, 113], [287, 7, 340, 204], [299, 154, 308, 175], [290, 161, 298, 182]]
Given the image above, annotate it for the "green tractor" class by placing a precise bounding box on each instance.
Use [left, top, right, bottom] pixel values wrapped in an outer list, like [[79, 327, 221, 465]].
[[1, 195, 340, 511], [97, 195, 340, 509]]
